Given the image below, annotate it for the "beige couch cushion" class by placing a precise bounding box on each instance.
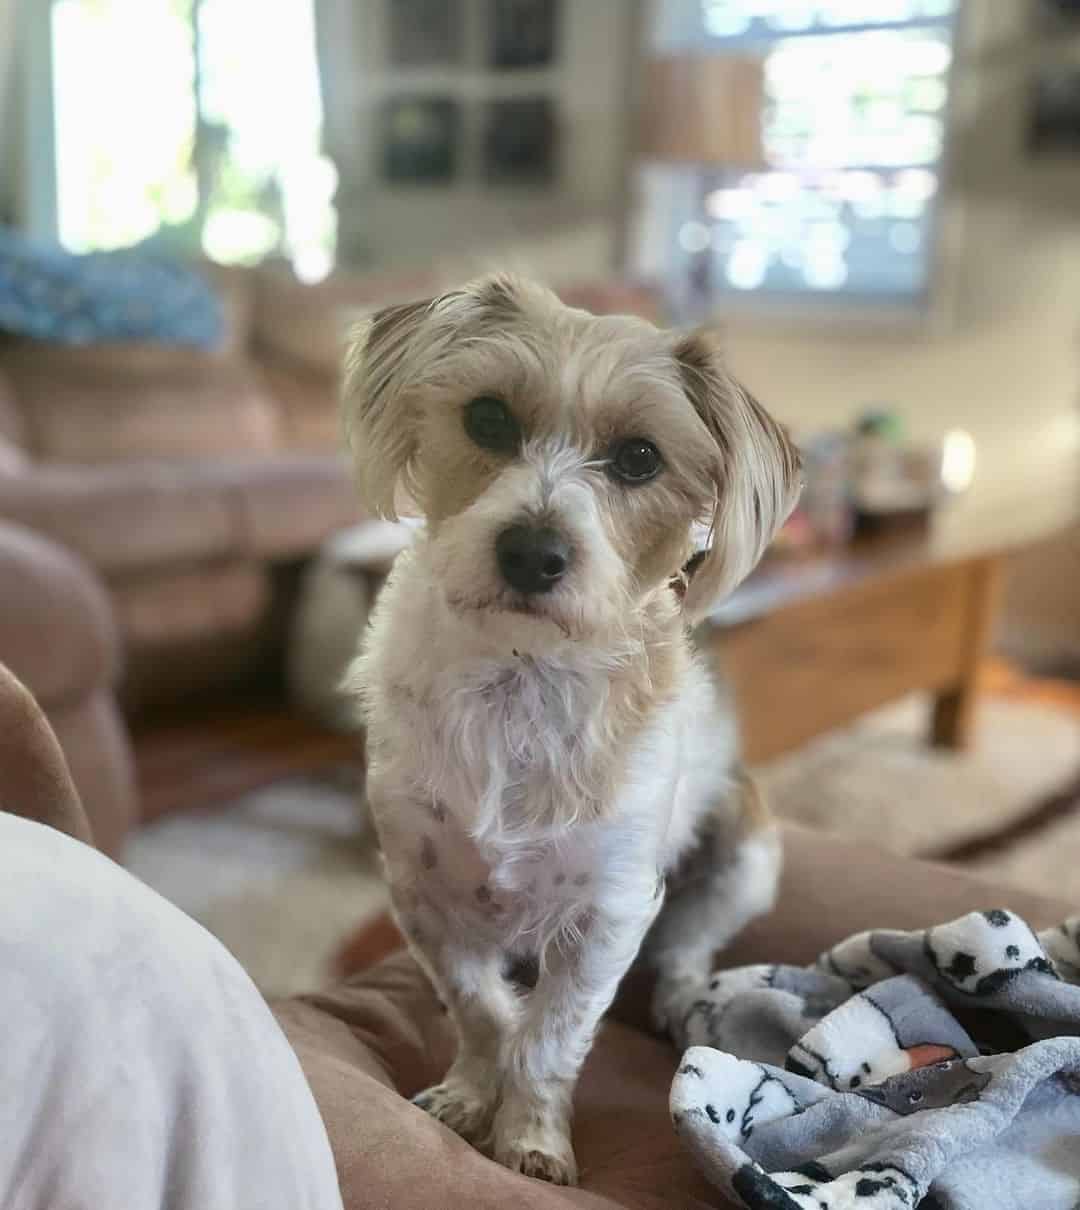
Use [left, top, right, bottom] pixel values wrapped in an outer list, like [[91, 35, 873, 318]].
[[254, 265, 437, 376], [0, 462, 237, 573], [200, 454, 360, 558], [111, 560, 269, 649], [195, 261, 257, 358], [1, 342, 280, 463], [110, 561, 273, 711], [258, 355, 341, 453]]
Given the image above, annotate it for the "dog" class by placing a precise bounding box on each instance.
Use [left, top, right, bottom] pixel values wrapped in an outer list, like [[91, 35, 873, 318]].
[[342, 274, 801, 1184]]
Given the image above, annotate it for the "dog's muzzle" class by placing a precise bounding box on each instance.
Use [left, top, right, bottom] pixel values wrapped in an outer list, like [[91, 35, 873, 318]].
[[495, 523, 572, 595]]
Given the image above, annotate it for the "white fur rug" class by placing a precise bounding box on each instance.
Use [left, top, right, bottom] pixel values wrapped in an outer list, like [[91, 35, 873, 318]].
[[757, 695, 1079, 859], [126, 694, 1079, 997]]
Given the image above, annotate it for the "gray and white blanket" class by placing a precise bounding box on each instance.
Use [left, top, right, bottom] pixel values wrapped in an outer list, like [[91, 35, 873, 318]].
[[668, 908, 1080, 1209]]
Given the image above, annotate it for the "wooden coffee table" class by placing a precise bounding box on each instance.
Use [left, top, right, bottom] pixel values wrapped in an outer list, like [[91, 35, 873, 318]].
[[699, 496, 1075, 764]]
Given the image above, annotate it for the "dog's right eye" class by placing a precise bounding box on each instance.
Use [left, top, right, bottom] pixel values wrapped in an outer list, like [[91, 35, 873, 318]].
[[464, 396, 520, 452]]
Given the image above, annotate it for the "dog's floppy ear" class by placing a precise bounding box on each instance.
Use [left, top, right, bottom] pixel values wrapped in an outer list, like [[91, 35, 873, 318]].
[[342, 297, 434, 518], [674, 330, 802, 620], [342, 275, 525, 518]]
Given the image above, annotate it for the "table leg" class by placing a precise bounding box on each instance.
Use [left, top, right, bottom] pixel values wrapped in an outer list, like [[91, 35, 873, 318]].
[[930, 557, 1004, 750]]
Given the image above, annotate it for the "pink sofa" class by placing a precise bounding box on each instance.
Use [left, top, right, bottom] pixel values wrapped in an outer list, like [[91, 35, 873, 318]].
[[0, 521, 135, 855]]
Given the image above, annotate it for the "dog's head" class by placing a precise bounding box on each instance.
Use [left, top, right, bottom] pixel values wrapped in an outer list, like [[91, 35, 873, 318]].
[[343, 274, 800, 644]]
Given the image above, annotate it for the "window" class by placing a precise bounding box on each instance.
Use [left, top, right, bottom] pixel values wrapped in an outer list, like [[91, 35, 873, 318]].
[[633, 0, 961, 313], [50, 0, 336, 278]]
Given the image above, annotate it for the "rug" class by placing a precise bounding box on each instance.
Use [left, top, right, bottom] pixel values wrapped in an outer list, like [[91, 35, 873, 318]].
[[125, 693, 1080, 997], [756, 694, 1080, 865], [125, 769, 386, 997]]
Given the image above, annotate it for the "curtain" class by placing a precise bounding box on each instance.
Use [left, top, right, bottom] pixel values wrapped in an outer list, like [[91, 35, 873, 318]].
[[312, 0, 368, 265]]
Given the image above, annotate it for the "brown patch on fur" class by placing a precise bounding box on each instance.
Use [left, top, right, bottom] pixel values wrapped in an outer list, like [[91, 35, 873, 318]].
[[673, 332, 732, 463], [671, 328, 802, 615], [349, 299, 432, 441], [366, 299, 432, 369], [674, 330, 800, 496]]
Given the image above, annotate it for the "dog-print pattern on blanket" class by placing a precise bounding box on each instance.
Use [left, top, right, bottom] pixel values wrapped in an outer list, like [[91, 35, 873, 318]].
[[669, 909, 1080, 1210], [786, 975, 977, 1091]]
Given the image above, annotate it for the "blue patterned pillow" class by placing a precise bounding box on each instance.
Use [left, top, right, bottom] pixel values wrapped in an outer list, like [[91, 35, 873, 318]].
[[0, 227, 225, 349]]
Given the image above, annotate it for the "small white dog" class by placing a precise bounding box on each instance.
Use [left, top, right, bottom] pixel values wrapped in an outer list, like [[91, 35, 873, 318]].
[[343, 275, 801, 1184]]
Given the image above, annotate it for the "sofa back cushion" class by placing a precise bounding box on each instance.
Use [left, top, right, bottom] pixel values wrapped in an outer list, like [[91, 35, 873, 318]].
[[0, 342, 280, 463], [196, 261, 257, 358], [0, 367, 27, 469], [253, 265, 437, 377]]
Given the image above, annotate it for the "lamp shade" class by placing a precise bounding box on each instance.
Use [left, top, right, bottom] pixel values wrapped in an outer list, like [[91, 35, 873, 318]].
[[638, 54, 765, 168]]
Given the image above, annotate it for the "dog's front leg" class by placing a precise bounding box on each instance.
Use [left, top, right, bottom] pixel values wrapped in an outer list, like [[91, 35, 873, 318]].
[[395, 893, 521, 1146], [491, 887, 663, 1185]]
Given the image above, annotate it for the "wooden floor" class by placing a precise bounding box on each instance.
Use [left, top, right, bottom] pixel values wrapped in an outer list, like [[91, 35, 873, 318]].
[[133, 700, 363, 822], [980, 657, 1080, 717]]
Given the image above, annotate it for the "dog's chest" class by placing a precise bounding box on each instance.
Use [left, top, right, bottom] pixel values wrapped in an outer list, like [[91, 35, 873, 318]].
[[381, 654, 621, 833]]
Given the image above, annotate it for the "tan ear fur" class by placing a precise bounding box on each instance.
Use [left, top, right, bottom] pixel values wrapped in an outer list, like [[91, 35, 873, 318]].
[[674, 330, 802, 619], [342, 298, 434, 519], [341, 274, 528, 518]]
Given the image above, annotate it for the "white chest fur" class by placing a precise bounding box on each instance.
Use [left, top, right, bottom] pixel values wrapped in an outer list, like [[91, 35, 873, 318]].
[[354, 554, 736, 951]]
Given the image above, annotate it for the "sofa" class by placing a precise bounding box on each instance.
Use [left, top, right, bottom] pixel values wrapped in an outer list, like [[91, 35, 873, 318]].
[[0, 262, 658, 710], [2, 660, 1070, 1209], [0, 521, 135, 855], [0, 263, 365, 709]]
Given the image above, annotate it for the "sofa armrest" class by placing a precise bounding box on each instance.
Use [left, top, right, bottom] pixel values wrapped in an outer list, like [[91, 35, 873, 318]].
[[0, 662, 94, 847], [0, 522, 136, 855], [0, 520, 119, 707]]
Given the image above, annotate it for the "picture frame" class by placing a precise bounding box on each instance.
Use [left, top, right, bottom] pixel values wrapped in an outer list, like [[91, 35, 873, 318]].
[[1035, 0, 1080, 29], [489, 0, 559, 70], [1029, 67, 1080, 154], [380, 96, 461, 183], [388, 0, 464, 67], [484, 97, 557, 184]]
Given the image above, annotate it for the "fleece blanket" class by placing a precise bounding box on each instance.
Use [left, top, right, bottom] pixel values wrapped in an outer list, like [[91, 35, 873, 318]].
[[668, 908, 1080, 1210]]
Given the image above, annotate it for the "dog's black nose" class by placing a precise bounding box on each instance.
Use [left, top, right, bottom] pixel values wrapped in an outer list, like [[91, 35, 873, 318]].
[[495, 524, 571, 595]]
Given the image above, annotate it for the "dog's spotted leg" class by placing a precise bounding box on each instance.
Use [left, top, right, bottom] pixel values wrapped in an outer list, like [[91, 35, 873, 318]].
[[394, 892, 521, 1147], [491, 879, 664, 1184], [644, 770, 781, 1035]]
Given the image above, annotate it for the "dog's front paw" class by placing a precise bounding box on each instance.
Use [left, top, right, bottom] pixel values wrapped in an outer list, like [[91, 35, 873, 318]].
[[411, 1080, 494, 1145], [650, 973, 701, 1037], [497, 1139, 578, 1185], [494, 1129, 578, 1185]]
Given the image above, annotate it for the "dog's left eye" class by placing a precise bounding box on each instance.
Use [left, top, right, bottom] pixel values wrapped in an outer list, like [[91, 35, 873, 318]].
[[609, 438, 662, 484], [464, 396, 520, 452]]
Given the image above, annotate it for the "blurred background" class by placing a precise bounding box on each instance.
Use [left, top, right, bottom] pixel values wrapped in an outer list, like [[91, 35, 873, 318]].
[[0, 0, 1077, 994]]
